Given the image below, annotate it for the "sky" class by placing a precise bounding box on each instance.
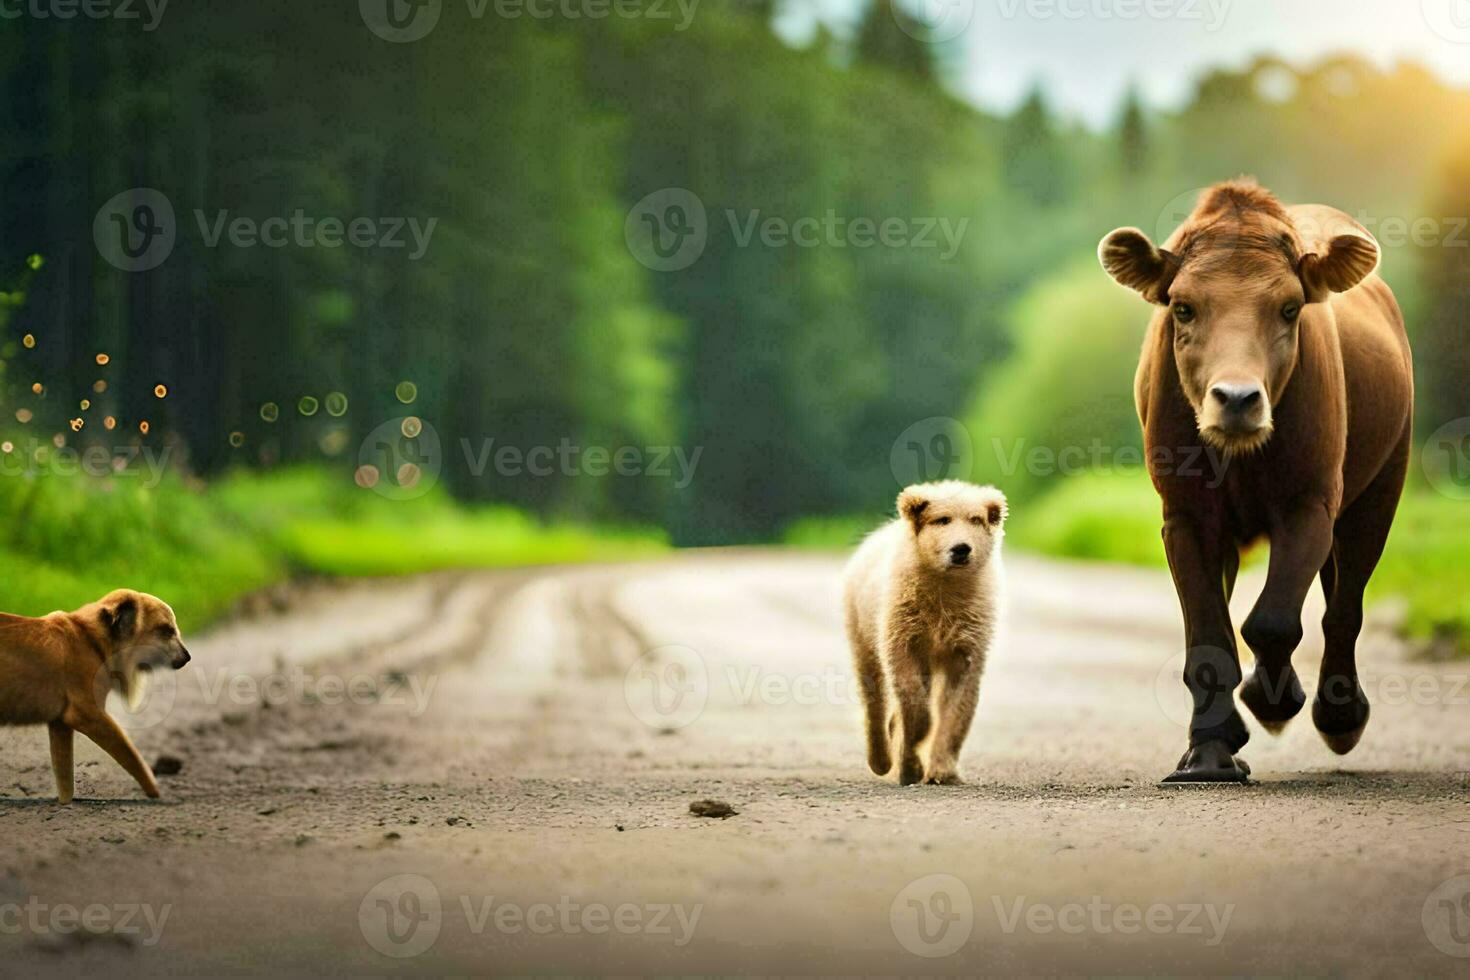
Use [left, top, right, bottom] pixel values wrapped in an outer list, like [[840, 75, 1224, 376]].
[[777, 0, 1470, 127]]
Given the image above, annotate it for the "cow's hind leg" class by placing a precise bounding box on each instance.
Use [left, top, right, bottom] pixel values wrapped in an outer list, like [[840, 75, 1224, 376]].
[[1314, 430, 1410, 754]]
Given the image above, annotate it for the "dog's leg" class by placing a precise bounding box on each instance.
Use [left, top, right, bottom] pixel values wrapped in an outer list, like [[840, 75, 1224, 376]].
[[48, 722, 74, 805], [64, 709, 160, 799], [888, 638, 932, 786], [925, 652, 982, 785], [850, 632, 891, 776]]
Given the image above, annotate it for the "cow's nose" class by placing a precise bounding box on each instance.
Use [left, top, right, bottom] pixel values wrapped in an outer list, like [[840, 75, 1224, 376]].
[[1210, 383, 1263, 415]]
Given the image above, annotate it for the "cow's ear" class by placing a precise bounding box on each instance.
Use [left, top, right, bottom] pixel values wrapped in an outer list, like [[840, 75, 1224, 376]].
[[897, 486, 929, 531], [1299, 233, 1378, 303], [1098, 227, 1179, 305]]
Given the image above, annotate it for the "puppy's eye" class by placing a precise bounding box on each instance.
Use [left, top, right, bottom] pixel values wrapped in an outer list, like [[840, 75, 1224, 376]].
[[1172, 302, 1195, 324], [156, 625, 175, 639], [969, 515, 985, 525], [930, 516, 952, 527], [1281, 301, 1302, 321]]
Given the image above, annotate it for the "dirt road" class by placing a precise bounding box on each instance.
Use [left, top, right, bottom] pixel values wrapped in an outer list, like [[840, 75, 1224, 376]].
[[2, 550, 1469, 975]]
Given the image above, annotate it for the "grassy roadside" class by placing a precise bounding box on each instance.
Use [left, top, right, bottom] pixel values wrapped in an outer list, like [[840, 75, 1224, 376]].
[[0, 465, 665, 631], [784, 470, 1470, 655]]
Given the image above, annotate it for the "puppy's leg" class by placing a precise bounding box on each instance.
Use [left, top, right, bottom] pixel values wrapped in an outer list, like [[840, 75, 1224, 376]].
[[64, 709, 160, 799], [850, 634, 891, 775], [888, 637, 932, 786], [925, 652, 982, 785], [48, 722, 74, 805]]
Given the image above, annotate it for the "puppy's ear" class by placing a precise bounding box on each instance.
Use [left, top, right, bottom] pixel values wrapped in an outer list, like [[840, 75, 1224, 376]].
[[101, 595, 138, 643], [985, 491, 1008, 528], [897, 487, 929, 531], [1099, 227, 1179, 305], [1299, 233, 1378, 303]]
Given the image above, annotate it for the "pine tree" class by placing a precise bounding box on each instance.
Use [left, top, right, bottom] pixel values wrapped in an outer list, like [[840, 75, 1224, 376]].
[[853, 0, 936, 84]]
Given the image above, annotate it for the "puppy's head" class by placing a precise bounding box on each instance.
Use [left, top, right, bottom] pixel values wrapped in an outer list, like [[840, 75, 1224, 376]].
[[97, 589, 192, 674], [897, 481, 1007, 575]]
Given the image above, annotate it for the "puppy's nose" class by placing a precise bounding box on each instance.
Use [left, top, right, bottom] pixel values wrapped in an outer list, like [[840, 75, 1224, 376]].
[[174, 647, 191, 668], [949, 543, 972, 561], [1209, 383, 1263, 416]]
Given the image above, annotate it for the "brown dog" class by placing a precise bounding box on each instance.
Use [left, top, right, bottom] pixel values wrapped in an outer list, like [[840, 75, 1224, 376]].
[[1100, 180, 1412, 783], [0, 590, 191, 802]]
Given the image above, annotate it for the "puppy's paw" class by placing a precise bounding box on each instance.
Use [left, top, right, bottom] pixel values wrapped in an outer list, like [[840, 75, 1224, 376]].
[[897, 759, 925, 786], [923, 768, 964, 786]]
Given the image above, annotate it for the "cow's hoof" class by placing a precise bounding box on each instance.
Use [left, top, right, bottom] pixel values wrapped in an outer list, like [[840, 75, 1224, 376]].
[[1160, 740, 1252, 785], [1239, 664, 1305, 735], [1313, 688, 1370, 756]]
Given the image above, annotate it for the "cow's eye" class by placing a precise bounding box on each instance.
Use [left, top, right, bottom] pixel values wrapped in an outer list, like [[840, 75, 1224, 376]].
[[931, 516, 952, 527], [1172, 302, 1195, 324], [1282, 301, 1302, 321]]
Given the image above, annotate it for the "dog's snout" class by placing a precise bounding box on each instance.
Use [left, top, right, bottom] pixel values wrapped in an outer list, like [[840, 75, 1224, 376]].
[[949, 543, 972, 564], [173, 646, 191, 669], [1209, 382, 1263, 415]]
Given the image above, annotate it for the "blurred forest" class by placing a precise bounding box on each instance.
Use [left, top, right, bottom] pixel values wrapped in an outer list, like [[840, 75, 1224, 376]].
[[4, 0, 1470, 547]]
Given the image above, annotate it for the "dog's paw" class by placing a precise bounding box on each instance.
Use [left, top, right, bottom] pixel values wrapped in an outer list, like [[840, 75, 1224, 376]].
[[923, 769, 964, 786]]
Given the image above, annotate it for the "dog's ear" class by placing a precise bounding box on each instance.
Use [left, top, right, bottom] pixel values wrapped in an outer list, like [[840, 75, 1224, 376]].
[[1099, 227, 1180, 305], [984, 491, 1008, 528], [101, 594, 139, 643], [897, 486, 929, 531], [1299, 233, 1378, 303]]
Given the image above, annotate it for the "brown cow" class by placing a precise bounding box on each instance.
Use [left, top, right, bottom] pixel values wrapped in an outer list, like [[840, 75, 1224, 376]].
[[1099, 179, 1413, 783]]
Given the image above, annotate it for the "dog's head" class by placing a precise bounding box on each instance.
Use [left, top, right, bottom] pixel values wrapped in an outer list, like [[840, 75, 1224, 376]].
[[94, 588, 192, 674], [897, 481, 1007, 575]]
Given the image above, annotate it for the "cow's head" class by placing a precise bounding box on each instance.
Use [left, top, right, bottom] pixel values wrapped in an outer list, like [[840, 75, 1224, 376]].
[[1098, 181, 1378, 455]]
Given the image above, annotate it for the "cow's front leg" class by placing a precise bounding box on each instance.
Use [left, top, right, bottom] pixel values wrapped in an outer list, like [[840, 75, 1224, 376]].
[[1161, 514, 1251, 784], [1238, 499, 1334, 735]]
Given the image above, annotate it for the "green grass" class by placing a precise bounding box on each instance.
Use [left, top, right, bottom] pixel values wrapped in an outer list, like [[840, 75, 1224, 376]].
[[0, 464, 665, 631]]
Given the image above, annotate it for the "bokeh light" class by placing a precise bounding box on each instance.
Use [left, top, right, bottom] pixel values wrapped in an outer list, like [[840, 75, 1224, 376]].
[[394, 381, 417, 404], [401, 416, 422, 438], [229, 431, 246, 448], [260, 402, 280, 422], [354, 465, 380, 489], [15, 409, 32, 424], [139, 420, 150, 435], [298, 395, 319, 417], [154, 384, 168, 398], [325, 391, 348, 417], [95, 353, 110, 365], [22, 334, 35, 349]]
